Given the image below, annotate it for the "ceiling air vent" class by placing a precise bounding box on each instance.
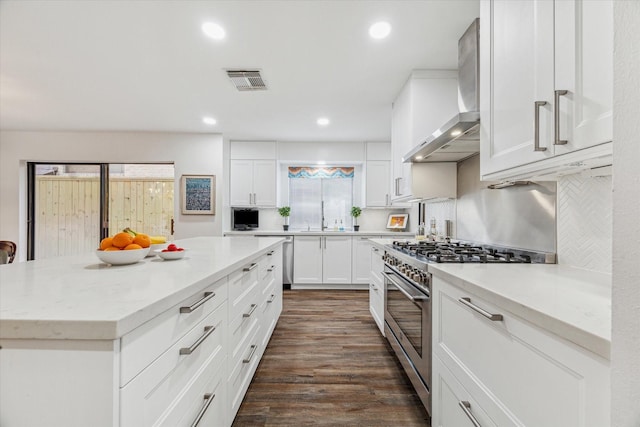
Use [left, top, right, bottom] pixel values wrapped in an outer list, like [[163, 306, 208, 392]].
[[226, 70, 267, 91]]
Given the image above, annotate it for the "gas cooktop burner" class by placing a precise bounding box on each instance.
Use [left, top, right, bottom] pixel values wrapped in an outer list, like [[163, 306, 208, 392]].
[[389, 240, 551, 264]]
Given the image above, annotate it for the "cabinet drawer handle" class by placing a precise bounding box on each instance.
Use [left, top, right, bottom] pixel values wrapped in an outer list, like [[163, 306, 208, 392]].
[[243, 344, 257, 363], [267, 250, 274, 256], [190, 393, 216, 427], [554, 89, 568, 145], [243, 303, 258, 318], [267, 265, 276, 272], [458, 297, 503, 321], [179, 326, 216, 355], [243, 263, 257, 272], [180, 292, 215, 313], [459, 401, 482, 427], [534, 101, 547, 151], [267, 294, 276, 303]]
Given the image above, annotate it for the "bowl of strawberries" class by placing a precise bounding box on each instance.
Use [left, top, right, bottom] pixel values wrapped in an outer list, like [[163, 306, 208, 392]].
[[154, 243, 186, 260]]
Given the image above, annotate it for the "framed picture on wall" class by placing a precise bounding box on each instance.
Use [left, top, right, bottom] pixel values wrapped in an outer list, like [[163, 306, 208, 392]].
[[181, 175, 215, 215], [386, 213, 408, 230]]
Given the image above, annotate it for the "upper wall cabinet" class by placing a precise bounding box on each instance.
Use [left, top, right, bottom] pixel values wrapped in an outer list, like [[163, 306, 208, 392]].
[[365, 142, 391, 207], [391, 71, 458, 202], [230, 141, 277, 207], [480, 0, 613, 181]]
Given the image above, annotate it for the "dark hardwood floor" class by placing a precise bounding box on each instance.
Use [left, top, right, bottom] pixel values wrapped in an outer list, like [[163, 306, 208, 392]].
[[232, 290, 430, 427]]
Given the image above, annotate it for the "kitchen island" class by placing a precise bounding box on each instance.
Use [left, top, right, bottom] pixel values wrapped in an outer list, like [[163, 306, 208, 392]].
[[0, 236, 284, 427]]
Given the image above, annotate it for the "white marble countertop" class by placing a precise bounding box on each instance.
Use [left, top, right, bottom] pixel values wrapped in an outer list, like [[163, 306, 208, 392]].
[[369, 239, 611, 359], [224, 230, 414, 237], [0, 236, 284, 341]]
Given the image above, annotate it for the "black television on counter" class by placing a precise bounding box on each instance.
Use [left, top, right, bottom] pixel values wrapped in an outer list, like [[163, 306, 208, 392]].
[[233, 209, 259, 230]]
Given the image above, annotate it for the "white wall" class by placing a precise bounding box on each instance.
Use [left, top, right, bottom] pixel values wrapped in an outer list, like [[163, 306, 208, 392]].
[[612, 1, 640, 425], [0, 131, 224, 260]]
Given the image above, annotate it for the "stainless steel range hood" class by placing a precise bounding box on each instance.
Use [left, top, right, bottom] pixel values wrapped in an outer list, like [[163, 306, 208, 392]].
[[404, 18, 480, 163]]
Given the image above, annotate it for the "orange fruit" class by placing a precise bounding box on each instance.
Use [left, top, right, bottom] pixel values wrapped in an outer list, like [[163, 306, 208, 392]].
[[103, 246, 121, 251], [112, 232, 134, 249], [99, 237, 114, 250], [133, 233, 151, 248], [124, 243, 143, 250]]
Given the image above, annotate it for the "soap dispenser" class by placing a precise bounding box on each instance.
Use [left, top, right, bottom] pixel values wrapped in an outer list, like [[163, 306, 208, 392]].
[[339, 220, 344, 232]]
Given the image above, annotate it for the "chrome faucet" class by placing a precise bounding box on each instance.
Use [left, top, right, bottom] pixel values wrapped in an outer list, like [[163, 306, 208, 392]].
[[305, 220, 310, 231]]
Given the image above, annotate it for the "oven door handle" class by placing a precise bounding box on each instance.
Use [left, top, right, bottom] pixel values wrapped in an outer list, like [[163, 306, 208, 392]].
[[383, 272, 429, 302]]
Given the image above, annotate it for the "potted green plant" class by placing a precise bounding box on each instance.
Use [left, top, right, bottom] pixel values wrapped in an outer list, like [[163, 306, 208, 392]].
[[278, 206, 291, 231], [351, 206, 362, 231]]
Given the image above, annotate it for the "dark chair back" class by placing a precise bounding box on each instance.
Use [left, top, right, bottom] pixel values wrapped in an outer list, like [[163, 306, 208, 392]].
[[0, 241, 17, 264]]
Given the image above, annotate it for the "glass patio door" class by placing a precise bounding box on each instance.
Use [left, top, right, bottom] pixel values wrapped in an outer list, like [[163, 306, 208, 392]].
[[28, 163, 174, 260]]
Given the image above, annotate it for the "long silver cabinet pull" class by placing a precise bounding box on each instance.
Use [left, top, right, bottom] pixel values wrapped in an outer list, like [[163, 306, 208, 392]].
[[554, 89, 568, 145], [243, 303, 258, 318], [534, 101, 547, 151], [459, 401, 482, 427], [243, 344, 257, 363], [458, 297, 503, 321], [179, 326, 216, 355], [243, 263, 257, 272], [190, 393, 216, 427], [180, 292, 215, 313], [383, 272, 428, 301], [267, 294, 276, 303]]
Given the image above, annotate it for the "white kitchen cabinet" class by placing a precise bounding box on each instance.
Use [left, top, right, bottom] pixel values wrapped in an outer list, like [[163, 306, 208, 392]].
[[229, 159, 277, 207], [351, 236, 380, 284], [368, 244, 385, 335], [480, 0, 613, 181], [391, 70, 458, 202], [431, 275, 610, 427], [366, 161, 391, 207], [292, 235, 352, 286], [292, 235, 323, 284]]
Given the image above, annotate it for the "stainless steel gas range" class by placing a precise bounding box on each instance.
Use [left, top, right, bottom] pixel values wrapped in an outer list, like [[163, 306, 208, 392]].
[[382, 240, 555, 416]]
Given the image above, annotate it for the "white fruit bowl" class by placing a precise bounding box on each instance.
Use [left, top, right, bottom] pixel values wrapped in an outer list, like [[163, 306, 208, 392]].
[[95, 248, 150, 265], [148, 243, 167, 256], [154, 249, 186, 260]]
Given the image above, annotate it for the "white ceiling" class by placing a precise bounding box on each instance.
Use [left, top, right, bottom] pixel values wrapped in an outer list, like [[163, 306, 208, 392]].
[[0, 0, 479, 142]]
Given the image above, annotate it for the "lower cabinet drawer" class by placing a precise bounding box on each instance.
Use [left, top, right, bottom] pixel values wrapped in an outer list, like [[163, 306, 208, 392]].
[[120, 277, 228, 386], [228, 322, 262, 418], [120, 303, 227, 427], [368, 280, 384, 334], [258, 283, 282, 351], [432, 355, 498, 427], [433, 276, 610, 427], [156, 353, 228, 427]]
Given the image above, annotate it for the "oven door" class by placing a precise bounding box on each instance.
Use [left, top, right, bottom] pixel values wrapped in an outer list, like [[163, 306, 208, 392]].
[[383, 268, 431, 389]]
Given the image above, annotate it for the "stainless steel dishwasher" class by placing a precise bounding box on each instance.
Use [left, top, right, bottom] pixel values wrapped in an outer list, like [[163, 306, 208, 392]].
[[282, 236, 293, 288]]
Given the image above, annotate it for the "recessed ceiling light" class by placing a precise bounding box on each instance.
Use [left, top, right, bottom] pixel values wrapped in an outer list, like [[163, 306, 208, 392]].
[[317, 161, 326, 165], [317, 117, 330, 126], [202, 116, 217, 125], [202, 22, 226, 40], [451, 130, 462, 136], [369, 21, 391, 39], [415, 155, 424, 160]]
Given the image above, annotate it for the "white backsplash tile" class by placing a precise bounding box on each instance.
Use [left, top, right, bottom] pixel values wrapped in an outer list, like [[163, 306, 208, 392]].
[[424, 199, 456, 238], [557, 174, 612, 273]]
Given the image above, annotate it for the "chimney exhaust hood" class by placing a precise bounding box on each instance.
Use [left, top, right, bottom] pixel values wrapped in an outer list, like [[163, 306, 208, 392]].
[[404, 18, 480, 164]]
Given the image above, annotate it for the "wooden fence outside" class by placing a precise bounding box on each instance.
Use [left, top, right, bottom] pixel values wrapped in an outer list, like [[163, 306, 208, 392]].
[[35, 176, 174, 259]]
